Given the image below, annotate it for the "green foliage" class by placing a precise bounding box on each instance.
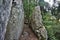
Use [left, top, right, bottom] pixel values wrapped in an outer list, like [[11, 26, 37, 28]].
[[39, 0, 46, 7], [42, 12, 60, 40], [23, 0, 36, 19]]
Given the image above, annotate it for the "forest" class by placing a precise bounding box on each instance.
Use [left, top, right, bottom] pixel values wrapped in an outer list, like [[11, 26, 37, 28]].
[[0, 0, 60, 40]]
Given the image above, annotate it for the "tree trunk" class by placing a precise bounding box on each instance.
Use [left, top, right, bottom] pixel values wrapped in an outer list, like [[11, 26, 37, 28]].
[[5, 0, 24, 40]]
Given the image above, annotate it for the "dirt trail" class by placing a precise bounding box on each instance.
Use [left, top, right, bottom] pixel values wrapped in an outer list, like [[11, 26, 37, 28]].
[[20, 24, 38, 40]]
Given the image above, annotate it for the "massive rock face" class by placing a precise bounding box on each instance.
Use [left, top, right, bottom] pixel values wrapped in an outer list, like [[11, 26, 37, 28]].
[[0, 0, 12, 40], [5, 0, 24, 40], [31, 6, 48, 40]]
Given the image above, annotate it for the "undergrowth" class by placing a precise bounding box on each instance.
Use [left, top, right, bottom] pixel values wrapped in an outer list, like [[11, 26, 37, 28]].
[[42, 12, 60, 40]]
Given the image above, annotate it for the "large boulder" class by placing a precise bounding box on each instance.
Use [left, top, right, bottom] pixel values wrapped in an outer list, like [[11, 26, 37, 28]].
[[5, 0, 24, 40], [31, 6, 48, 40], [0, 0, 12, 40]]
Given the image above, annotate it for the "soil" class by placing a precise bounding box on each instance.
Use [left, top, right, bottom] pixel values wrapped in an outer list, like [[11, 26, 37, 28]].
[[20, 24, 38, 40]]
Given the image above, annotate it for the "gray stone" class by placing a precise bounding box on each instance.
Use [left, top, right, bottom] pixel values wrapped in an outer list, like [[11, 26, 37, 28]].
[[5, 0, 24, 40], [31, 6, 48, 40], [0, 0, 12, 40]]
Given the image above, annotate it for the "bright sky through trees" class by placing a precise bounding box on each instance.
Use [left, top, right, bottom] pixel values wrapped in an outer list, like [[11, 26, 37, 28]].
[[44, 0, 54, 7]]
